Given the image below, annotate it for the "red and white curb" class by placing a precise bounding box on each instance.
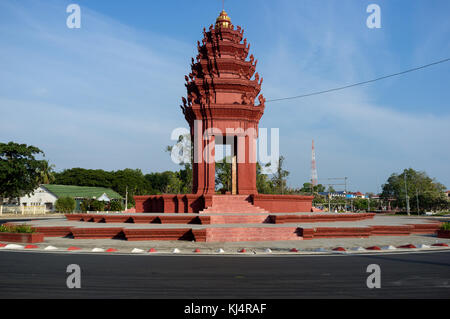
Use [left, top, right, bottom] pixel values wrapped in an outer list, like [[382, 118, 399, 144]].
[[0, 242, 449, 255]]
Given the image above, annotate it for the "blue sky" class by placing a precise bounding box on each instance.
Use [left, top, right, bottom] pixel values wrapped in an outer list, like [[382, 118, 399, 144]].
[[0, 0, 449, 193]]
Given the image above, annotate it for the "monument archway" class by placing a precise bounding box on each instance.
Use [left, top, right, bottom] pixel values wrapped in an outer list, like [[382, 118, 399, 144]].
[[191, 121, 259, 196]]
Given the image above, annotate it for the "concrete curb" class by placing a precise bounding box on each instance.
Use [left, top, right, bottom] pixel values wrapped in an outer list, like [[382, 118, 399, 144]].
[[1, 242, 449, 255]]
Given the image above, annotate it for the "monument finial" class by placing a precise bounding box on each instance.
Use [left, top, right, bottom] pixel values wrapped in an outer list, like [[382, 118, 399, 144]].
[[215, 9, 233, 29]]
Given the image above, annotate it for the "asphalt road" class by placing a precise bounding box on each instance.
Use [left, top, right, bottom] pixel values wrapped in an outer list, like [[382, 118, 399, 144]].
[[0, 250, 449, 299]]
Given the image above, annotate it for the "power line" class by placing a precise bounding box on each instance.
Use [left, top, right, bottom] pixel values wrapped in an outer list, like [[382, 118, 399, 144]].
[[266, 57, 450, 103]]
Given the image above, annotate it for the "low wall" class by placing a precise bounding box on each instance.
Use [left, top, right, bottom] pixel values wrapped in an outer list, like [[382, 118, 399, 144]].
[[251, 194, 314, 213], [0, 232, 44, 243], [134, 194, 212, 213], [0, 205, 47, 215], [135, 194, 314, 213]]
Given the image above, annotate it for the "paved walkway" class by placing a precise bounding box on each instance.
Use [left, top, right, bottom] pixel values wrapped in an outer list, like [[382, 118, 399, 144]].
[[32, 234, 449, 253], [11, 215, 439, 229]]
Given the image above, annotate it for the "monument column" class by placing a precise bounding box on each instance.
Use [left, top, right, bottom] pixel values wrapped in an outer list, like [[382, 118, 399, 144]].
[[204, 134, 216, 194], [231, 137, 237, 195], [192, 123, 216, 195], [236, 134, 258, 195]]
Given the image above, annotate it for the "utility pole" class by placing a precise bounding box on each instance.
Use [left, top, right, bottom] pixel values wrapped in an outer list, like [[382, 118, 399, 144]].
[[344, 177, 348, 193], [311, 140, 318, 188], [416, 188, 420, 215], [328, 194, 331, 213], [404, 173, 410, 216], [125, 186, 128, 211]]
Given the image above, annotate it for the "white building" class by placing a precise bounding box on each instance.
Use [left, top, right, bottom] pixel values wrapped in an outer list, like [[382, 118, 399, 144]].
[[18, 184, 123, 212], [19, 185, 57, 211]]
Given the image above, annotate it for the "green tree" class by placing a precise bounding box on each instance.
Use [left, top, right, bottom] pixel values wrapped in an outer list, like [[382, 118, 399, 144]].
[[381, 168, 448, 213], [353, 198, 369, 211], [299, 182, 326, 194], [215, 156, 232, 192], [145, 171, 170, 193], [271, 156, 289, 194], [145, 171, 183, 194], [312, 194, 326, 207], [327, 186, 336, 193], [54, 168, 152, 207], [256, 162, 273, 194], [0, 142, 48, 200], [112, 169, 151, 206], [54, 168, 114, 188], [108, 200, 123, 211], [79, 199, 106, 212], [55, 196, 76, 213], [80, 199, 91, 212], [38, 160, 55, 184], [166, 133, 193, 193], [164, 171, 183, 193], [90, 200, 105, 212]]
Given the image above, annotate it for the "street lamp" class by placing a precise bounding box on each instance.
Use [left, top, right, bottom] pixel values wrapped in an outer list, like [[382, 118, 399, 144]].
[[416, 188, 420, 215], [404, 173, 410, 216]]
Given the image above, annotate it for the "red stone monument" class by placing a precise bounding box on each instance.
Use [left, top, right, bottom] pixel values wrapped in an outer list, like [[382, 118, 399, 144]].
[[14, 12, 441, 243], [135, 10, 313, 214]]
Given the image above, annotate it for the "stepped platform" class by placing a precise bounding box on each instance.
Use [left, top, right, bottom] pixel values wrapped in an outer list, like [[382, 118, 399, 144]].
[[64, 211, 376, 225], [8, 215, 441, 242]]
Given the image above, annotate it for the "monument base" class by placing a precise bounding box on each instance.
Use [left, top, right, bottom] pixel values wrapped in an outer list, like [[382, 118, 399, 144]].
[[134, 194, 314, 214]]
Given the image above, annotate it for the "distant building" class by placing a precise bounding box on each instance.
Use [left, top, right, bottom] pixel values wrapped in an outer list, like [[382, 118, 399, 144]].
[[446, 190, 450, 198], [19, 185, 122, 212], [318, 191, 367, 199], [347, 192, 366, 199], [318, 191, 347, 198]]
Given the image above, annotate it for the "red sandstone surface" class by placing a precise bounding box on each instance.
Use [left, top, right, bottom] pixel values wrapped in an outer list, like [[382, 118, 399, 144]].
[[6, 214, 441, 243]]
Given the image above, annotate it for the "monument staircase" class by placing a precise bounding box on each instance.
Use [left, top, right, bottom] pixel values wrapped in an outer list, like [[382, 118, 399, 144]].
[[199, 195, 271, 224], [200, 195, 268, 214]]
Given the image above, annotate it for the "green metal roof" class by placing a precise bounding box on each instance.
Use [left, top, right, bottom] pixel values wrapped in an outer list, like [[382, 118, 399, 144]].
[[42, 184, 122, 200]]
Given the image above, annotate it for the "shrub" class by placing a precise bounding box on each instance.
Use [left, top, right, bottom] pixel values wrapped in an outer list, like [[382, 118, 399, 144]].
[[79, 199, 107, 212], [440, 222, 450, 231], [55, 197, 76, 213], [0, 224, 36, 233], [80, 199, 91, 212], [108, 200, 123, 212], [89, 200, 105, 212]]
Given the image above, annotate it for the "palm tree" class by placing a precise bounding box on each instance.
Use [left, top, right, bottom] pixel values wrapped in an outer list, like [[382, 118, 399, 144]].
[[37, 160, 55, 184], [271, 156, 289, 194]]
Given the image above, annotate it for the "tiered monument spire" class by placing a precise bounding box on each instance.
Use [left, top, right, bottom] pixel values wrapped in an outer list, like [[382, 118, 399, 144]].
[[181, 10, 265, 195]]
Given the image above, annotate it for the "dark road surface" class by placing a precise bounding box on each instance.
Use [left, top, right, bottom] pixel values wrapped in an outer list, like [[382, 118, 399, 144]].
[[0, 250, 449, 298]]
